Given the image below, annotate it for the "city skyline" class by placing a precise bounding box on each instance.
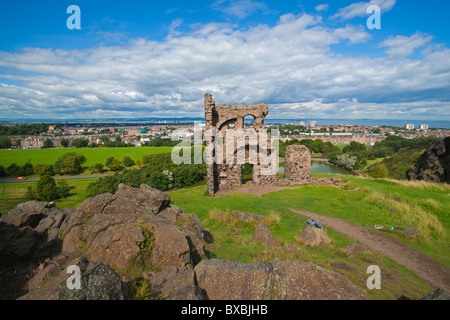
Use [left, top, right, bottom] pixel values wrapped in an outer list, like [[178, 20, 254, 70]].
[[1, 0, 450, 121]]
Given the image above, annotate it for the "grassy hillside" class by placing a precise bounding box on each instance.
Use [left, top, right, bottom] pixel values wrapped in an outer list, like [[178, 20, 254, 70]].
[[0, 147, 173, 168], [168, 175, 449, 268], [1, 172, 448, 299]]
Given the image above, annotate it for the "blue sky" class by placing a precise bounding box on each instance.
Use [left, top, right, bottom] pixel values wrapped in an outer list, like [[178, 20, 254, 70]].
[[0, 0, 449, 120]]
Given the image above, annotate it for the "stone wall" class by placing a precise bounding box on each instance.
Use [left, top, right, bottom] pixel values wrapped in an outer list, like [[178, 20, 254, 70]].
[[284, 145, 311, 184], [204, 93, 278, 194]]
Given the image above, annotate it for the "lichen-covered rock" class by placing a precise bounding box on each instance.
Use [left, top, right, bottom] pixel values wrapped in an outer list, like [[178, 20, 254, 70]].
[[149, 265, 206, 300], [1, 200, 55, 228], [87, 223, 145, 270], [343, 242, 371, 258], [194, 259, 273, 300], [194, 259, 366, 300], [299, 220, 331, 247], [253, 224, 281, 249]]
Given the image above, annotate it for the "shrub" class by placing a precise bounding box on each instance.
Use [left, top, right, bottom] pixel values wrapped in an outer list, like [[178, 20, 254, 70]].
[[335, 154, 357, 170], [37, 174, 59, 201], [122, 156, 135, 168], [54, 152, 87, 175], [34, 163, 54, 176]]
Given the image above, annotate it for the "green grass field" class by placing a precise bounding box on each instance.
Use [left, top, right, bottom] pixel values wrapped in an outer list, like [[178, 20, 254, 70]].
[[0, 147, 173, 168]]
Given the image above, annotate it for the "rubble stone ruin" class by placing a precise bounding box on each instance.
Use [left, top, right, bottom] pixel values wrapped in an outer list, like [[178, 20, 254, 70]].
[[284, 145, 311, 184], [204, 93, 311, 195]]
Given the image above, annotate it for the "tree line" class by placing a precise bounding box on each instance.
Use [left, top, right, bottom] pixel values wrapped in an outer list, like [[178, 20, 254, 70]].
[[86, 151, 206, 197], [279, 135, 439, 178]]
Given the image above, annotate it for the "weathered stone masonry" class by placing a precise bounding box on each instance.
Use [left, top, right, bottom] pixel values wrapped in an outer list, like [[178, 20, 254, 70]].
[[204, 93, 311, 194], [284, 145, 312, 184]]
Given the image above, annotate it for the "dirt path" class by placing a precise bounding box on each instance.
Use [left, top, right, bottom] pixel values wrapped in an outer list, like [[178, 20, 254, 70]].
[[290, 209, 450, 292], [216, 185, 301, 197]]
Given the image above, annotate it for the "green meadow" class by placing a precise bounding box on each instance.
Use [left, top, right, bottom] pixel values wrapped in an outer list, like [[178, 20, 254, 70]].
[[0, 147, 173, 168]]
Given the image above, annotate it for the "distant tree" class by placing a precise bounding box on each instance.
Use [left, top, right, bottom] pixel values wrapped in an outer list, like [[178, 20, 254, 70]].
[[21, 163, 34, 176], [0, 165, 6, 177], [342, 141, 367, 154], [6, 163, 22, 177], [7, 162, 33, 177], [0, 137, 11, 149], [122, 156, 135, 168], [37, 174, 58, 201], [105, 157, 115, 168], [135, 159, 144, 168], [43, 138, 53, 149], [335, 154, 357, 170], [71, 138, 89, 148], [367, 163, 389, 179], [108, 158, 123, 172], [89, 163, 104, 174], [60, 139, 70, 148], [54, 152, 87, 175], [56, 179, 71, 198], [34, 164, 54, 176]]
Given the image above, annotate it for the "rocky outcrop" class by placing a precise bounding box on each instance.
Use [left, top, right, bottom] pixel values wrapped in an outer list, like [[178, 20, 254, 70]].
[[60, 184, 205, 271], [1, 183, 208, 300], [407, 137, 450, 183], [194, 259, 366, 300]]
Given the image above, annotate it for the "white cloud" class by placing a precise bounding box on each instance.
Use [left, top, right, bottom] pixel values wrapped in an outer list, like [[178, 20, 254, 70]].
[[332, 0, 396, 20], [211, 0, 269, 19], [379, 32, 433, 58], [315, 4, 329, 12], [0, 12, 449, 120]]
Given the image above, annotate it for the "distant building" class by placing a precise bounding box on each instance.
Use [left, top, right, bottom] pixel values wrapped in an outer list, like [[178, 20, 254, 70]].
[[299, 121, 305, 127], [419, 124, 429, 130], [140, 127, 148, 134], [310, 121, 316, 128], [405, 124, 415, 130]]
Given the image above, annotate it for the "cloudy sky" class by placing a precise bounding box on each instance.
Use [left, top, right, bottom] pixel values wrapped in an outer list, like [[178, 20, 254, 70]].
[[0, 0, 449, 121]]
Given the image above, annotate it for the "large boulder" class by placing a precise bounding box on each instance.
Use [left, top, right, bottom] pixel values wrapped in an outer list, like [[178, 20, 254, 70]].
[[72, 184, 171, 218], [194, 259, 274, 300], [87, 223, 145, 270], [18, 258, 125, 300], [194, 259, 366, 300], [253, 224, 281, 249], [149, 265, 206, 300], [299, 220, 331, 246], [1, 200, 55, 228], [343, 242, 371, 258]]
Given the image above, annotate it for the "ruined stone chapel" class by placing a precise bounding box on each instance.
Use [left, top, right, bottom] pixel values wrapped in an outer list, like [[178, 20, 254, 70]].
[[204, 93, 311, 195]]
